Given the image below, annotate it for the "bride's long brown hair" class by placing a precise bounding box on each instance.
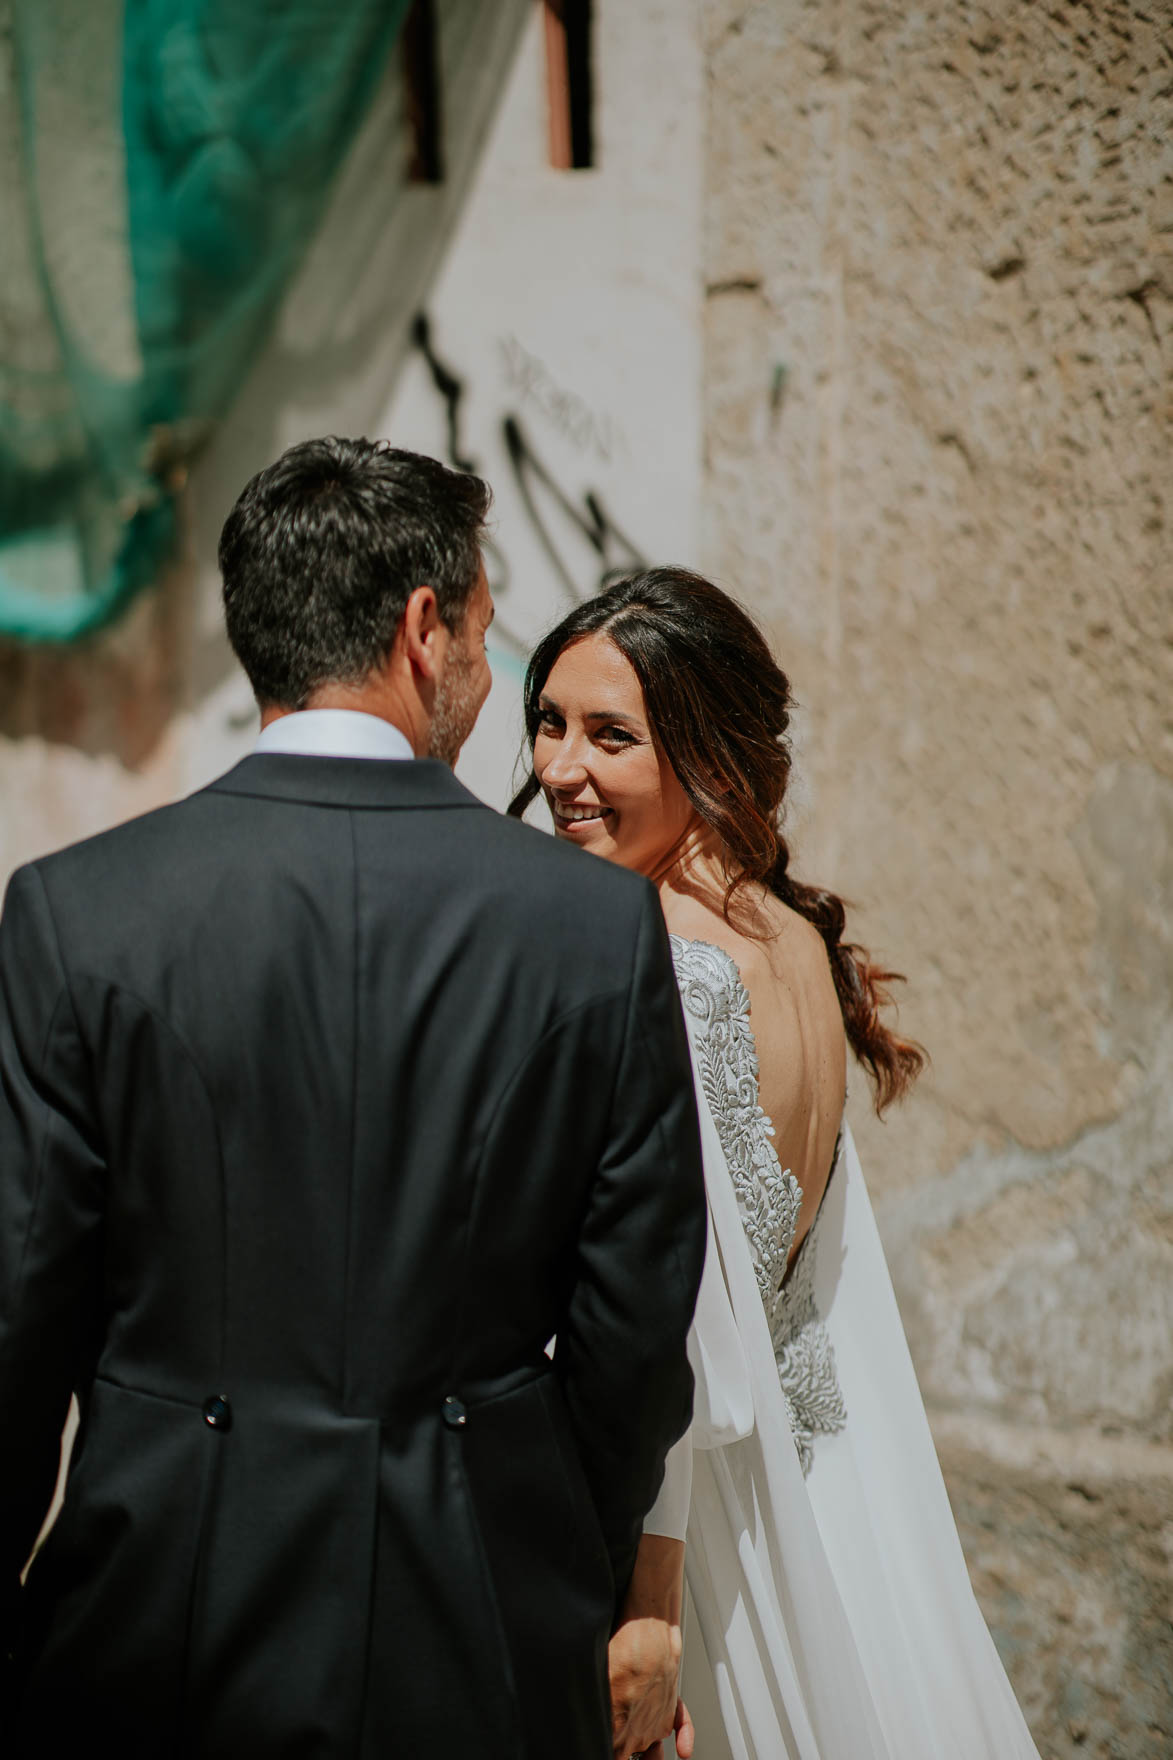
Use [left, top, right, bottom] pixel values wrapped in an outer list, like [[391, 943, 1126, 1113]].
[[509, 567, 925, 1114]]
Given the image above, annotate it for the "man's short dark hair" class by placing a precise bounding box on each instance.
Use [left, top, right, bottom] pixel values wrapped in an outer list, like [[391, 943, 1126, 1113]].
[[219, 437, 491, 709]]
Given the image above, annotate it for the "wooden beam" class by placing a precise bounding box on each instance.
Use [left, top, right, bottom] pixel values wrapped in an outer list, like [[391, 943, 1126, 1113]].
[[543, 0, 573, 171]]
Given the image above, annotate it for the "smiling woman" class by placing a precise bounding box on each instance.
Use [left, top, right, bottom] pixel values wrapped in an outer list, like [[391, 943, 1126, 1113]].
[[508, 570, 1042, 1760]]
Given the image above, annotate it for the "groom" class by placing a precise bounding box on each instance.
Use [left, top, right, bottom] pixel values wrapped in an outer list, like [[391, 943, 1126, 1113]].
[[0, 438, 706, 1756]]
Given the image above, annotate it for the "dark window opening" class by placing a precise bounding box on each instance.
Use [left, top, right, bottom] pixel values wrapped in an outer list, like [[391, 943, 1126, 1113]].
[[543, 0, 593, 170], [404, 0, 443, 184]]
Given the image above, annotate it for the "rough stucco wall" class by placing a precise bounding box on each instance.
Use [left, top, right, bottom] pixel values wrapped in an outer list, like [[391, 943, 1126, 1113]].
[[702, 2, 1172, 1755]]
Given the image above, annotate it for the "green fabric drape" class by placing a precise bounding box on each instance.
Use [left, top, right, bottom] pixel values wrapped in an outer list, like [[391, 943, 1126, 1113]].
[[0, 0, 409, 642]]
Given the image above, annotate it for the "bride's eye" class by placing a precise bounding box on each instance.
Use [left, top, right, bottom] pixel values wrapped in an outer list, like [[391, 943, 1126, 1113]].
[[535, 710, 563, 733], [597, 726, 636, 747]]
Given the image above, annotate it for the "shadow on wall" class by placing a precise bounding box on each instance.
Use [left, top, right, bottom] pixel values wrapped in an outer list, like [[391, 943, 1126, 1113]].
[[0, 0, 532, 769]]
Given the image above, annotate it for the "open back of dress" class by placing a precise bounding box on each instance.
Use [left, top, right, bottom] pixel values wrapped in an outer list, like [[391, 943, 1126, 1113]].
[[667, 936, 1041, 1760]]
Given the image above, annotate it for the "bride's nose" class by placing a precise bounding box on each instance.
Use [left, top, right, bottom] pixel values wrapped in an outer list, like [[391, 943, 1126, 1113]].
[[540, 740, 591, 788]]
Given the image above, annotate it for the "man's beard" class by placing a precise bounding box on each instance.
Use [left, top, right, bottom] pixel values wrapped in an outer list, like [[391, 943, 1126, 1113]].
[[426, 648, 481, 766]]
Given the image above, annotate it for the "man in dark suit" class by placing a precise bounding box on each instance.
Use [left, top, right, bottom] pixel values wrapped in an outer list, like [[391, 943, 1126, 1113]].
[[0, 439, 706, 1757]]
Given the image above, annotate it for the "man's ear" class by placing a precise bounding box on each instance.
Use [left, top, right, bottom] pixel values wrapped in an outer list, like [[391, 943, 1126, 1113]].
[[399, 585, 446, 681]]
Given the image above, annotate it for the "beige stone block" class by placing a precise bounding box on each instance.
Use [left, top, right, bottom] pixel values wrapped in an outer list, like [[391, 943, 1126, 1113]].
[[934, 1422, 1173, 1760]]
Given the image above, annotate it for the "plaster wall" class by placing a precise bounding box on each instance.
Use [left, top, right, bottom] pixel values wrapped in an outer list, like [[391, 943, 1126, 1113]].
[[700, 3, 1172, 1753]]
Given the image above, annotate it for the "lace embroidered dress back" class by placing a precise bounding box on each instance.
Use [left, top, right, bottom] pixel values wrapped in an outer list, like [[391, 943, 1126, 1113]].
[[670, 935, 846, 1472]]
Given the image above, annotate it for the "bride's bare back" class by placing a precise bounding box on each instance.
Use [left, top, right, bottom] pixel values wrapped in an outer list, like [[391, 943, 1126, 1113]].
[[662, 884, 846, 1263]]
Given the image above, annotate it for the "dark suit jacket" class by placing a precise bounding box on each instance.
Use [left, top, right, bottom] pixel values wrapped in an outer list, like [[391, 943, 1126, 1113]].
[[0, 754, 705, 1759]]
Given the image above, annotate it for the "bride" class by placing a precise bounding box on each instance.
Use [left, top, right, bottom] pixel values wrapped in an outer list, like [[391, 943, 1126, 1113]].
[[510, 568, 1041, 1760]]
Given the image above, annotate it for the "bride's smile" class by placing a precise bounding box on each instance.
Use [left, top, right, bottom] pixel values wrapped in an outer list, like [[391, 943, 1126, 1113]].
[[550, 800, 614, 829]]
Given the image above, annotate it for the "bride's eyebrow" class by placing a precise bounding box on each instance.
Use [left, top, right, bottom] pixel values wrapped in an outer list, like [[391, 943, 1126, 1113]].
[[538, 695, 643, 729], [585, 710, 641, 728]]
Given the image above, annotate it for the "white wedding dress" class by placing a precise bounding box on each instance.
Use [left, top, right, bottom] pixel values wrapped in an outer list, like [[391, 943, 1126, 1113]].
[[644, 937, 1041, 1760]]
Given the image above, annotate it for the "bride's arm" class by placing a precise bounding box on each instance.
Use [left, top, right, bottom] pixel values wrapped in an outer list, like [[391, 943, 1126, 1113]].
[[641, 1426, 692, 1540]]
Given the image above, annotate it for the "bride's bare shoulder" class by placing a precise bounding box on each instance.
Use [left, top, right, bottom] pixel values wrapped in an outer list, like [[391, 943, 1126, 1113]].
[[663, 889, 844, 1097], [662, 891, 768, 986], [663, 886, 825, 998]]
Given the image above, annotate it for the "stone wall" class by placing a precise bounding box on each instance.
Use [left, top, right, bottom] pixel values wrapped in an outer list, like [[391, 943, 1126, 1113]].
[[701, 2, 1172, 1754]]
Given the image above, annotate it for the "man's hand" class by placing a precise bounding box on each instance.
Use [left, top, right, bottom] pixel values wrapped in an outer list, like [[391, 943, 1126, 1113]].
[[627, 1696, 695, 1760], [608, 1533, 687, 1758], [608, 1613, 681, 1758]]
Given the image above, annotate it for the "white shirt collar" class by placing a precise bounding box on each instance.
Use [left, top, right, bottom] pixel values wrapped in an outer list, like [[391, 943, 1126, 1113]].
[[253, 709, 415, 762]]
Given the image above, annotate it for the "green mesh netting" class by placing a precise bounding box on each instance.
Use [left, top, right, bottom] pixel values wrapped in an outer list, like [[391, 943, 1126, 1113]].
[[0, 0, 409, 642]]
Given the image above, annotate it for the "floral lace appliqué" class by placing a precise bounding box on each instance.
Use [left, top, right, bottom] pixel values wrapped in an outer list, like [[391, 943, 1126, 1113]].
[[670, 934, 847, 1475], [772, 1191, 847, 1472]]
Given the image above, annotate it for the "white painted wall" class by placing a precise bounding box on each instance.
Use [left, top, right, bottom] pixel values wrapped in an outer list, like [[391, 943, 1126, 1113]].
[[377, 0, 704, 808]]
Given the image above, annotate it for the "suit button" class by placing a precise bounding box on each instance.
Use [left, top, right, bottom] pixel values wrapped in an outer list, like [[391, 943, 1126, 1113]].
[[442, 1396, 467, 1428], [203, 1394, 233, 1431]]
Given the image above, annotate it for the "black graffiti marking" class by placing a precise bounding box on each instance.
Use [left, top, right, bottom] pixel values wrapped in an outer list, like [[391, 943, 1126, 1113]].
[[501, 413, 645, 609], [499, 334, 620, 463], [409, 313, 648, 641], [411, 312, 478, 473], [408, 312, 514, 628]]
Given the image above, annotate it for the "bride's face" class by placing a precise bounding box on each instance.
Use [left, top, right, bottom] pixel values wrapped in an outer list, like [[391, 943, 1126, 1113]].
[[533, 633, 699, 875]]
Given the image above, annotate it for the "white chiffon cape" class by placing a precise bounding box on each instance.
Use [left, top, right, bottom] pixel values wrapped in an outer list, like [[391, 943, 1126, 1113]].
[[645, 999, 1041, 1760]]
